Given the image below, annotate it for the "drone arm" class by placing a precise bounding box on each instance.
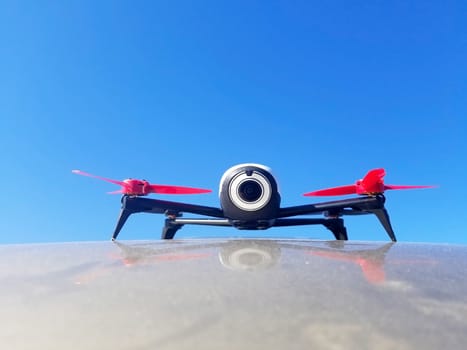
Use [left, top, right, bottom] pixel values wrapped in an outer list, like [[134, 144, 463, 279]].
[[278, 196, 396, 242], [111, 196, 225, 240], [278, 196, 385, 218], [123, 196, 225, 217]]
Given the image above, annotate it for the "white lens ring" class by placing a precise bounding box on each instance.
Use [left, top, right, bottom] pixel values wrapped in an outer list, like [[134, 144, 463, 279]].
[[229, 171, 272, 211]]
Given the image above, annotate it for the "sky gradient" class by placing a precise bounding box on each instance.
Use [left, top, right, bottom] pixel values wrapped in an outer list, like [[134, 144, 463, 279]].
[[1, 0, 466, 244]]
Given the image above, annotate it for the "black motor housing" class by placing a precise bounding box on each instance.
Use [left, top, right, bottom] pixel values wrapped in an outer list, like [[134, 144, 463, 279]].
[[219, 164, 281, 229]]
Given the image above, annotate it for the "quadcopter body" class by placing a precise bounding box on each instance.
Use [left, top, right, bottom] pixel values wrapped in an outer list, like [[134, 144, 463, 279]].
[[73, 163, 433, 241]]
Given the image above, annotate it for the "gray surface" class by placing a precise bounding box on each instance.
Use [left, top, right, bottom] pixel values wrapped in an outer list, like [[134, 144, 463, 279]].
[[1, 239, 467, 349]]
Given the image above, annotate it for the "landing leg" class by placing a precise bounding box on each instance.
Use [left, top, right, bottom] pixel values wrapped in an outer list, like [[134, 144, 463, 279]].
[[323, 218, 348, 241], [112, 208, 133, 241], [161, 219, 184, 239], [371, 208, 397, 242]]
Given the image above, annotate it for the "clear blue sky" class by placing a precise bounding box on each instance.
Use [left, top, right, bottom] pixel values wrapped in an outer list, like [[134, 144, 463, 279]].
[[1, 0, 466, 244]]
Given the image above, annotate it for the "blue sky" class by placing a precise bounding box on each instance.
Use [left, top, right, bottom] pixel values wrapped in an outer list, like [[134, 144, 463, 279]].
[[1, 0, 466, 244]]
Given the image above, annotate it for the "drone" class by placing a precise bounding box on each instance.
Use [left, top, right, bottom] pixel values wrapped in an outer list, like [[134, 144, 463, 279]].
[[73, 164, 432, 241]]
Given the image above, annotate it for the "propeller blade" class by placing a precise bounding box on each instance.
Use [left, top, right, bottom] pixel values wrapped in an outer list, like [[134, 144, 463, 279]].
[[384, 184, 434, 190], [359, 168, 386, 194], [361, 168, 386, 186], [73, 170, 211, 196], [304, 168, 434, 197], [149, 184, 212, 195], [72, 170, 126, 187], [304, 185, 357, 196]]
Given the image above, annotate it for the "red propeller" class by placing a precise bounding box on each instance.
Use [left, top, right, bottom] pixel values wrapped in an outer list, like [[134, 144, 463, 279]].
[[72, 170, 212, 196], [304, 168, 433, 196]]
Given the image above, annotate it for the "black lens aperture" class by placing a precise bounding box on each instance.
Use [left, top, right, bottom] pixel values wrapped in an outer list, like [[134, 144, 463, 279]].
[[238, 180, 263, 202]]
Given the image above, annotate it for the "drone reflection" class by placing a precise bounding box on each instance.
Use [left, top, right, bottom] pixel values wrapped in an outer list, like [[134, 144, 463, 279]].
[[80, 240, 397, 284]]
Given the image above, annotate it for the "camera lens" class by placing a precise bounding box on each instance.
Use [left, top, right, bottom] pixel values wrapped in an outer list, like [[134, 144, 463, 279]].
[[238, 180, 262, 202]]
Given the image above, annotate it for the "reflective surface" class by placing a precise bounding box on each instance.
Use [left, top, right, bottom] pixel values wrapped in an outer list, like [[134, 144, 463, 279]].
[[1, 239, 467, 349]]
